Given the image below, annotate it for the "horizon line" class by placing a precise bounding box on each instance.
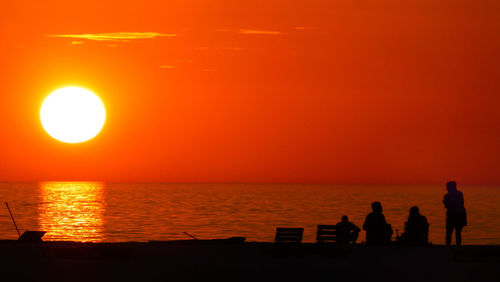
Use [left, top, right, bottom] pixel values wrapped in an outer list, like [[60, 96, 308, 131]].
[[0, 180, 497, 186]]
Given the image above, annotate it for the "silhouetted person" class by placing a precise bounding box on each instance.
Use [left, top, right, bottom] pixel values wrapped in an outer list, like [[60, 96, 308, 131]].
[[336, 215, 360, 245], [399, 206, 429, 245], [443, 181, 467, 246], [363, 201, 393, 245]]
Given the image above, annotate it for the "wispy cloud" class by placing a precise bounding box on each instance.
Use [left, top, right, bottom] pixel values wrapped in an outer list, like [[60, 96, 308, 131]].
[[294, 26, 316, 30], [48, 32, 176, 42], [239, 29, 283, 35], [173, 59, 192, 63], [71, 41, 84, 45], [194, 46, 243, 51], [160, 65, 176, 69]]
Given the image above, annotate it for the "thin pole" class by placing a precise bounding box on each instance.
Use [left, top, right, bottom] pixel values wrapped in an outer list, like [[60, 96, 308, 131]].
[[5, 202, 21, 237], [183, 232, 198, 240]]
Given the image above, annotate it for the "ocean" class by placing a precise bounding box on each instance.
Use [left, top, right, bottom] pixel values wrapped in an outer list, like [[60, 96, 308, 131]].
[[0, 182, 498, 244]]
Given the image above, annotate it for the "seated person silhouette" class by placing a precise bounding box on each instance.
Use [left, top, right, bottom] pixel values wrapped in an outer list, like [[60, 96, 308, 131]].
[[398, 206, 429, 246], [335, 215, 361, 245], [363, 201, 393, 245]]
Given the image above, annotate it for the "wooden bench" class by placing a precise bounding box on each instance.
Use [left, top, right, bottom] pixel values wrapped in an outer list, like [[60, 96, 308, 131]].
[[275, 228, 304, 244], [316, 225, 337, 244]]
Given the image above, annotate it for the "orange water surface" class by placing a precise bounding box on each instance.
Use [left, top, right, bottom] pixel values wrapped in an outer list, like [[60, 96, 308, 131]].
[[0, 183, 498, 244]]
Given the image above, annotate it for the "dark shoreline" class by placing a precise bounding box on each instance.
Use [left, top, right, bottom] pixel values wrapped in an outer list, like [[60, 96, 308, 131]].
[[1, 240, 499, 281]]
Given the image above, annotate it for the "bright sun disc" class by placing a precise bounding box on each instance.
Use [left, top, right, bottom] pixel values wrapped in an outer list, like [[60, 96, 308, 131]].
[[41, 87, 106, 143]]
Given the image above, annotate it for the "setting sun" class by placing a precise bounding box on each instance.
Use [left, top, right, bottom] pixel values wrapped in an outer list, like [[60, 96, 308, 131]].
[[40, 87, 106, 143]]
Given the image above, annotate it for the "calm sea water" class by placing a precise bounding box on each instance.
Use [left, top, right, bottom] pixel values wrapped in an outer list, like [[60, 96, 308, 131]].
[[0, 183, 498, 244]]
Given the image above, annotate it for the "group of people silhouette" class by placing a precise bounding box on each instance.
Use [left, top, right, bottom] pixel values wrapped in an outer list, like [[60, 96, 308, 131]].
[[334, 181, 467, 246]]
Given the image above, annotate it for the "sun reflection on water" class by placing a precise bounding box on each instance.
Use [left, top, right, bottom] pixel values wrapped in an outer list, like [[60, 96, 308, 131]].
[[39, 182, 104, 242]]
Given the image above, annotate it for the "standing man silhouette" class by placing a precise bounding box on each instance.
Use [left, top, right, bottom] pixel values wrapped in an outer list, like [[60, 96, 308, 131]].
[[443, 181, 467, 246]]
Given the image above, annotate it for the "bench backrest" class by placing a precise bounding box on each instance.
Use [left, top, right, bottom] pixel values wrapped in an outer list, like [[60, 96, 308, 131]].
[[316, 225, 337, 243], [275, 227, 304, 244]]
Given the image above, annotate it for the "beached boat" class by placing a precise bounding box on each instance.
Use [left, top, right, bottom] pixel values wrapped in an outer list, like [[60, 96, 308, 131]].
[[149, 236, 246, 245]]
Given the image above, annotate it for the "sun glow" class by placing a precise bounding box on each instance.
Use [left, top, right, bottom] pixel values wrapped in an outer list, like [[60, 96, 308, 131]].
[[39, 182, 104, 242], [40, 87, 106, 143]]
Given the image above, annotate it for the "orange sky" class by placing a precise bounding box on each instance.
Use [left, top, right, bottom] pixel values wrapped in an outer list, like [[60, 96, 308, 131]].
[[1, 0, 499, 183]]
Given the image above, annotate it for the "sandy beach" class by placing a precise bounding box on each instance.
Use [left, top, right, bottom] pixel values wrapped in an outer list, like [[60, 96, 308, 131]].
[[1, 241, 498, 282]]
